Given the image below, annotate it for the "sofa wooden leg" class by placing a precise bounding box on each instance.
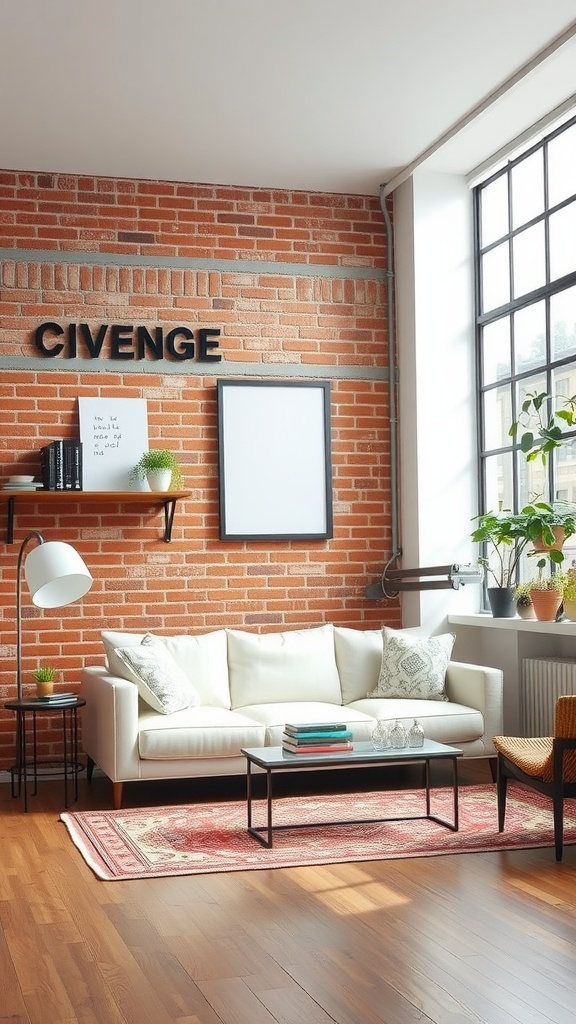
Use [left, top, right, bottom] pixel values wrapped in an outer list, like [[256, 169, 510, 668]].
[[112, 782, 123, 810], [86, 756, 95, 782]]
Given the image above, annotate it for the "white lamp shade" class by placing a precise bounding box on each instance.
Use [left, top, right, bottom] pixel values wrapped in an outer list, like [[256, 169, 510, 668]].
[[24, 540, 93, 608]]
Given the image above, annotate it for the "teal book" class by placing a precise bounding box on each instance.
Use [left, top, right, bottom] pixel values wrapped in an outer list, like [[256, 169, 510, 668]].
[[283, 730, 353, 743]]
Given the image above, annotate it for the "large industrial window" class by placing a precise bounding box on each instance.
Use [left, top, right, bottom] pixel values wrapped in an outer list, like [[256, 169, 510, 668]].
[[474, 113, 576, 574]]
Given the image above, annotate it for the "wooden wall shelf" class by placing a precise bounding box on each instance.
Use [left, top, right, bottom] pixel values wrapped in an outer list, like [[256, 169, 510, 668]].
[[1, 490, 191, 544]]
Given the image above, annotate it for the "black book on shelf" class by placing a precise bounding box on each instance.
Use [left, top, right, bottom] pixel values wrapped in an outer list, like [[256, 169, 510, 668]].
[[39, 439, 82, 490], [62, 439, 83, 490], [40, 442, 57, 490]]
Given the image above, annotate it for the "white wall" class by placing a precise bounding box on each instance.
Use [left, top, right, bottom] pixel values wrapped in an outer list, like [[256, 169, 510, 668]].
[[394, 169, 480, 632]]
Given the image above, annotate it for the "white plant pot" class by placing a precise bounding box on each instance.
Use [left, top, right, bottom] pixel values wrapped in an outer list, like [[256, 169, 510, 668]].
[[146, 468, 172, 492]]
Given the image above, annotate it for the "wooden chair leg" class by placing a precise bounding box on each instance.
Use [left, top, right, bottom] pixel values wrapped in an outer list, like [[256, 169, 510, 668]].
[[553, 786, 564, 862], [496, 756, 507, 833], [488, 756, 497, 783]]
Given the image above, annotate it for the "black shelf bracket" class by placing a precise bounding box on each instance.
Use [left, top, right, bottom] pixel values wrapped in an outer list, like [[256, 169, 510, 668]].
[[162, 498, 178, 543]]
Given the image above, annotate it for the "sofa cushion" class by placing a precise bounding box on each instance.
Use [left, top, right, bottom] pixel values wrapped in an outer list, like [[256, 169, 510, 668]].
[[114, 636, 200, 714], [368, 628, 455, 701], [137, 706, 265, 759], [226, 624, 342, 708], [236, 701, 376, 747], [101, 628, 231, 709], [334, 625, 430, 704], [350, 697, 483, 745]]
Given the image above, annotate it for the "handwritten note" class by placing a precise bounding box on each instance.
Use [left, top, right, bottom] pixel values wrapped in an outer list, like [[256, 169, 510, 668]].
[[78, 398, 149, 490]]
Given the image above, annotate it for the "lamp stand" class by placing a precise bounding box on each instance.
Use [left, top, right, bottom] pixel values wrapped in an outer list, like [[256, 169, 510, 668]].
[[16, 532, 45, 702]]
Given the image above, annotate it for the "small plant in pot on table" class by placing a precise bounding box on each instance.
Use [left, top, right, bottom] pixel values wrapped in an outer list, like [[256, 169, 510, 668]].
[[33, 666, 58, 697]]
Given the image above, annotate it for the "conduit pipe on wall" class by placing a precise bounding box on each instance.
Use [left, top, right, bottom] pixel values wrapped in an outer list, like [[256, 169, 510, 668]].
[[364, 185, 402, 599]]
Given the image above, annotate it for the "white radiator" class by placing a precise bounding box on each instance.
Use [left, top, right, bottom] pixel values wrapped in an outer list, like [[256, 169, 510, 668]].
[[522, 657, 576, 736]]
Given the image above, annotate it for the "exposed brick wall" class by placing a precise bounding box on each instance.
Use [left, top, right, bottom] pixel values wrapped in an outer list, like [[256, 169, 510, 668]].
[[0, 170, 398, 769]]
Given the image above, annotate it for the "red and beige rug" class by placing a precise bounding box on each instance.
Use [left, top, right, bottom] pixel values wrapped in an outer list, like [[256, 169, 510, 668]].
[[60, 784, 576, 881]]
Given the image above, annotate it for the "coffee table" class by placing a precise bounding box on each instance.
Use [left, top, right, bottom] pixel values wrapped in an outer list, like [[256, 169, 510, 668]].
[[241, 739, 462, 847]]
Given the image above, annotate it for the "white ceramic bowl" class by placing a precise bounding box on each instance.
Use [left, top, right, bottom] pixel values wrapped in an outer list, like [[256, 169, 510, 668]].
[[9, 475, 35, 483]]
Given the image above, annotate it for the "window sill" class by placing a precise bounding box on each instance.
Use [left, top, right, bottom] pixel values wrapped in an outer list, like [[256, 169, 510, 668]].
[[448, 613, 576, 636]]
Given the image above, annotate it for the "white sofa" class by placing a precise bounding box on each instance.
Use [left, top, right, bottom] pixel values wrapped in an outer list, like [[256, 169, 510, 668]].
[[80, 624, 503, 808]]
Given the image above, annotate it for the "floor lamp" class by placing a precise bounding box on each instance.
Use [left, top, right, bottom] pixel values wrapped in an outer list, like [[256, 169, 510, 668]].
[[16, 531, 94, 701]]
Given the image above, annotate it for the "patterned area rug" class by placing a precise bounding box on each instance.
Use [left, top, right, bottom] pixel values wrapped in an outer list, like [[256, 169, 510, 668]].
[[60, 784, 576, 880]]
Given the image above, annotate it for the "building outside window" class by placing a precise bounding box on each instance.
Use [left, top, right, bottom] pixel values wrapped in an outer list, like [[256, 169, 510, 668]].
[[474, 113, 576, 578]]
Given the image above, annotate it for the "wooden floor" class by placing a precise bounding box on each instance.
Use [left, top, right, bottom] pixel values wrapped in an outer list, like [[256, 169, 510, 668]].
[[2, 762, 576, 1024]]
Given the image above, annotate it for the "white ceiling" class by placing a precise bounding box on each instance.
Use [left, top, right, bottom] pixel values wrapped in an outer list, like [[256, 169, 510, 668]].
[[2, 0, 576, 196]]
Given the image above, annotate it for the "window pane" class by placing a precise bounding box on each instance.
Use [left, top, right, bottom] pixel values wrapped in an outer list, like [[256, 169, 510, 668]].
[[512, 222, 545, 298], [481, 317, 510, 385], [548, 123, 576, 208], [514, 301, 546, 374], [482, 242, 510, 313], [550, 200, 576, 282], [482, 384, 512, 451], [511, 150, 544, 229], [480, 173, 508, 247], [484, 451, 513, 511], [516, 376, 548, 503], [551, 285, 576, 360]]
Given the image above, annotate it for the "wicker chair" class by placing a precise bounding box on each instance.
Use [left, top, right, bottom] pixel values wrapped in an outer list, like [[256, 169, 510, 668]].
[[494, 695, 576, 861]]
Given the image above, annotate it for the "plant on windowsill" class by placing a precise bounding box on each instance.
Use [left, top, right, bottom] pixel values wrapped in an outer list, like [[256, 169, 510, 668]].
[[528, 559, 566, 622], [130, 449, 183, 492], [32, 666, 58, 697], [513, 582, 535, 620], [471, 508, 531, 616], [562, 570, 576, 622], [509, 390, 576, 464]]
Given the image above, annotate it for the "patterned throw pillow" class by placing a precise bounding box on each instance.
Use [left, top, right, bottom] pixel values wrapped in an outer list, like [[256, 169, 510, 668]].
[[367, 627, 455, 702], [114, 634, 200, 714]]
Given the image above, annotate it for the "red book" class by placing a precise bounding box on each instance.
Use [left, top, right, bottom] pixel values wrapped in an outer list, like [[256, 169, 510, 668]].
[[282, 741, 353, 754]]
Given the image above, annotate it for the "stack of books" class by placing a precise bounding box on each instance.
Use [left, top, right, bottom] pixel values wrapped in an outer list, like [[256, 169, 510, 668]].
[[40, 440, 83, 490], [282, 722, 354, 754], [34, 691, 78, 704]]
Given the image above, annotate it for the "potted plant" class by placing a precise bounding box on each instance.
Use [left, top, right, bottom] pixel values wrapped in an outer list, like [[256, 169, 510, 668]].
[[513, 582, 535, 620], [130, 449, 183, 492], [32, 666, 57, 697], [522, 500, 576, 561], [562, 569, 576, 622], [471, 509, 531, 616], [509, 390, 576, 464], [528, 560, 566, 621]]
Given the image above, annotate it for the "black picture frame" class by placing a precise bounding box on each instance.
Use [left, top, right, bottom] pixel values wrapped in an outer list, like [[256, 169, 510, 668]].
[[217, 380, 333, 541]]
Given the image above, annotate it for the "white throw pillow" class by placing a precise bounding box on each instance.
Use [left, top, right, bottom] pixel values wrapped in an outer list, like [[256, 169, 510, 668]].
[[114, 634, 200, 714], [226, 624, 341, 707], [368, 627, 455, 702]]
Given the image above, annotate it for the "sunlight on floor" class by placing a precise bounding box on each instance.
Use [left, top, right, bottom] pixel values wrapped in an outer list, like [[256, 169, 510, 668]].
[[288, 862, 409, 914]]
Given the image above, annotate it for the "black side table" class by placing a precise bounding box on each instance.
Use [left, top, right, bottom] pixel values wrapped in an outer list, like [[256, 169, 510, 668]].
[[4, 697, 86, 811]]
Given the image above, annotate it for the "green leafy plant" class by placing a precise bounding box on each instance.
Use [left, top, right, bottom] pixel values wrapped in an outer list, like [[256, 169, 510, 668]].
[[509, 391, 576, 464], [130, 449, 183, 490], [32, 667, 57, 682], [521, 500, 576, 564], [470, 509, 530, 588]]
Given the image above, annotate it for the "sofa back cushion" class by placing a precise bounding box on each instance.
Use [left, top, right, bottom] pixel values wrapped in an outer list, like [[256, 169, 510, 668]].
[[101, 628, 231, 709], [334, 625, 431, 704], [227, 624, 342, 708]]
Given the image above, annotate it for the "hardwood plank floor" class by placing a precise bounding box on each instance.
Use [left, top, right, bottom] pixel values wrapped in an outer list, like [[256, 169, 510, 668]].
[[1, 763, 576, 1024]]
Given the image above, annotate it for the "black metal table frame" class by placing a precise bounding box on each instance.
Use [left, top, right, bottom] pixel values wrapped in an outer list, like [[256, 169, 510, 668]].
[[4, 698, 86, 811], [242, 745, 461, 848]]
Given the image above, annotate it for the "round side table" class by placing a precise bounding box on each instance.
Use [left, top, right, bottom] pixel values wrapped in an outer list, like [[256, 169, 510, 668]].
[[4, 697, 86, 811]]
